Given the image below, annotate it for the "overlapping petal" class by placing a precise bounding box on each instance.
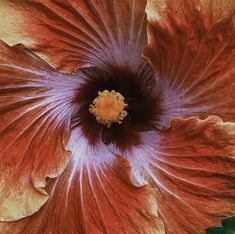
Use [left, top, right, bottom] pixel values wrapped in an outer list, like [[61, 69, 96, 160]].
[[0, 127, 165, 234], [144, 0, 235, 121], [145, 116, 235, 234], [1, 1, 235, 234], [0, 0, 148, 73], [144, 3, 235, 231], [0, 41, 80, 221]]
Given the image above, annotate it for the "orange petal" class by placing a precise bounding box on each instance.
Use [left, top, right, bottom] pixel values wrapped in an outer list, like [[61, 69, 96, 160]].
[[0, 0, 148, 73], [144, 0, 235, 121], [0, 41, 80, 221], [145, 116, 235, 234], [0, 132, 165, 233]]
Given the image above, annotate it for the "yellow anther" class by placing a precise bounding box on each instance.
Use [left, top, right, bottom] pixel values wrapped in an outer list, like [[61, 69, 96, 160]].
[[89, 90, 128, 127]]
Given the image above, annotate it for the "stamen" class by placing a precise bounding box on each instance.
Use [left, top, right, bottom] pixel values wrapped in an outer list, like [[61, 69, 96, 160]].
[[89, 90, 128, 127]]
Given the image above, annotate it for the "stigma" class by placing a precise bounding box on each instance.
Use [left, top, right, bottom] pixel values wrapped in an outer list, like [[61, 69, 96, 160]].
[[89, 90, 128, 127]]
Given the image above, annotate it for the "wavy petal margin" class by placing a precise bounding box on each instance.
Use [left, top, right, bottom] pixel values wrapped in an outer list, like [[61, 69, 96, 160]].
[[0, 127, 165, 233], [145, 116, 235, 234], [0, 41, 80, 221], [144, 0, 235, 121], [0, 0, 148, 73]]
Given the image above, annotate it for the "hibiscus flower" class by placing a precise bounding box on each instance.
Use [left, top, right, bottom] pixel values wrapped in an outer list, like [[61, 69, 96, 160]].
[[0, 0, 235, 233]]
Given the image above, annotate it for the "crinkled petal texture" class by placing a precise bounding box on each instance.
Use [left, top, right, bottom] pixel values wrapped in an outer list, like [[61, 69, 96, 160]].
[[143, 1, 235, 233], [144, 0, 235, 121], [0, 127, 165, 234], [0, 1, 167, 232], [145, 116, 235, 234], [0, 41, 165, 233], [0, 0, 148, 73], [1, 1, 235, 234], [0, 41, 80, 221]]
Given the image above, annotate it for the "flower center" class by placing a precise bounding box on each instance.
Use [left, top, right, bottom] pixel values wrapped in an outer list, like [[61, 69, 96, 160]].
[[89, 90, 128, 127]]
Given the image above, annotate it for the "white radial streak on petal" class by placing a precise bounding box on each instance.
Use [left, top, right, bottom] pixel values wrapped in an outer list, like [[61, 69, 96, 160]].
[[179, 45, 229, 99], [86, 161, 108, 234], [94, 164, 127, 234], [172, 42, 203, 90], [0, 97, 73, 154], [187, 70, 233, 100], [148, 159, 217, 194], [79, 154, 87, 233], [144, 159, 211, 227], [33, 2, 104, 51]]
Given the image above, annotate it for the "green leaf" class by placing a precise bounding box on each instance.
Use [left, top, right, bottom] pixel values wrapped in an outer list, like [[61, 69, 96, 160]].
[[222, 216, 235, 229], [206, 216, 235, 234], [206, 226, 225, 234]]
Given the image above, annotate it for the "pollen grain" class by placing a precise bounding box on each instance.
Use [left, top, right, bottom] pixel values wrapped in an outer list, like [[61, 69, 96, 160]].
[[89, 90, 127, 127]]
